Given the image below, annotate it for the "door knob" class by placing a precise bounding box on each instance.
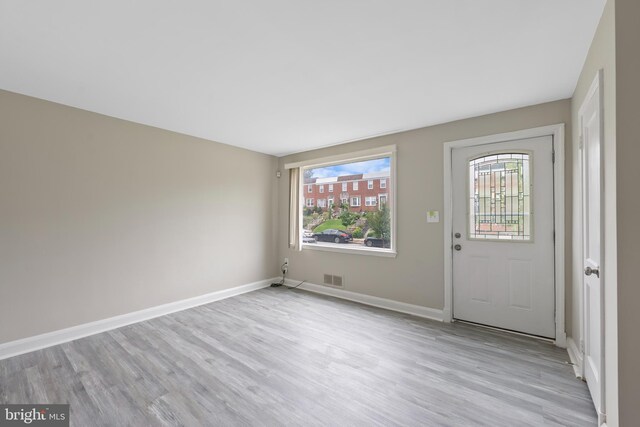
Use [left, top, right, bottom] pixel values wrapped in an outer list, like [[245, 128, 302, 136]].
[[584, 266, 600, 278], [454, 244, 462, 251]]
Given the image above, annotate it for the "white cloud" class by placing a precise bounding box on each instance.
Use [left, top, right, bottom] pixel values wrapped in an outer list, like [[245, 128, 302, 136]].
[[310, 158, 390, 178]]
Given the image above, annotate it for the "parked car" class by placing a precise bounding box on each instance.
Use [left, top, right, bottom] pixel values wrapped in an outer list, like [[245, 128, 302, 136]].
[[302, 235, 316, 243], [313, 229, 353, 243], [364, 237, 390, 248], [302, 230, 316, 243]]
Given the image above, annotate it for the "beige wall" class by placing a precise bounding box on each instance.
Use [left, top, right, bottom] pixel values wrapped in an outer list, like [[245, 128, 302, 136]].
[[278, 100, 572, 320], [615, 0, 640, 424], [0, 90, 279, 344], [570, 0, 617, 424]]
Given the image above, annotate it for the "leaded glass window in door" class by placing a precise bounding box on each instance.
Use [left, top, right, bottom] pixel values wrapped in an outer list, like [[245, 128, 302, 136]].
[[468, 152, 532, 241]]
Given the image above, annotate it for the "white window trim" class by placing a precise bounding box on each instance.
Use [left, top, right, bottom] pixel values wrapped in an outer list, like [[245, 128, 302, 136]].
[[368, 180, 373, 189], [303, 244, 397, 258], [288, 145, 397, 257], [307, 184, 312, 193], [319, 185, 324, 193], [380, 179, 387, 188], [329, 184, 334, 192], [365, 196, 377, 206], [341, 182, 347, 191], [353, 181, 359, 191], [306, 198, 314, 207], [285, 144, 396, 170], [351, 196, 361, 207]]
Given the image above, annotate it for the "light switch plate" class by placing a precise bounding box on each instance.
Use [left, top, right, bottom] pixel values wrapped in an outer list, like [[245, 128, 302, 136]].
[[427, 210, 440, 223]]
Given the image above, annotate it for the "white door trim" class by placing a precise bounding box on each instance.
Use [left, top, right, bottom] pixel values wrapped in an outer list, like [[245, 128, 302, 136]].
[[443, 124, 566, 347]]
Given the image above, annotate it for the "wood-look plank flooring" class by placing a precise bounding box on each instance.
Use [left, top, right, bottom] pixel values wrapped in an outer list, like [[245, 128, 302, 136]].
[[0, 288, 596, 426]]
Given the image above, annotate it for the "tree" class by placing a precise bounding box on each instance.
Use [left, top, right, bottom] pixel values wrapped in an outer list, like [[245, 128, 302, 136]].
[[368, 203, 391, 240], [340, 210, 358, 229], [329, 202, 340, 218]]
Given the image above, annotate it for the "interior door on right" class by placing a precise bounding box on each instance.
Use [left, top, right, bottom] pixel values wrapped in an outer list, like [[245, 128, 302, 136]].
[[581, 72, 604, 421]]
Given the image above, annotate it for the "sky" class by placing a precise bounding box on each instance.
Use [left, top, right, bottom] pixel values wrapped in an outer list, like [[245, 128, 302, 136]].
[[308, 157, 390, 179]]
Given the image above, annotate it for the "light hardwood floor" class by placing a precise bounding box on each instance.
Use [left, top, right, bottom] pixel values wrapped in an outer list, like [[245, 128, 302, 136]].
[[0, 288, 596, 426]]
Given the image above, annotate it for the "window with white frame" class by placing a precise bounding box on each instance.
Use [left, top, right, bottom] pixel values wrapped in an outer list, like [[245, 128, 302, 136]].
[[307, 184, 312, 193], [290, 146, 395, 255]]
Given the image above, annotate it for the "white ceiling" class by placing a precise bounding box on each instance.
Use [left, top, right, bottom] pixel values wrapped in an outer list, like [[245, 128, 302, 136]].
[[0, 1, 605, 156]]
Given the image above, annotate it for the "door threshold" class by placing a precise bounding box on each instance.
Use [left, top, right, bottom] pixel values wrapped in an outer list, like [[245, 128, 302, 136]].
[[453, 319, 555, 343]]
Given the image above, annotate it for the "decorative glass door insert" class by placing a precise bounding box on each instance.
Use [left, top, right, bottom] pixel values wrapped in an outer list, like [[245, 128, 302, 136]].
[[468, 152, 532, 241]]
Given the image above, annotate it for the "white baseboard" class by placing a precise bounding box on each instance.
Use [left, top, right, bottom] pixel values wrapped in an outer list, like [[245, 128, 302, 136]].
[[0, 278, 277, 361], [566, 336, 584, 379], [285, 279, 444, 322], [555, 331, 567, 349]]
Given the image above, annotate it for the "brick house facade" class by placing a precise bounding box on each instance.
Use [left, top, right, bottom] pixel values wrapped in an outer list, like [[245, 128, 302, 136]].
[[303, 171, 389, 212]]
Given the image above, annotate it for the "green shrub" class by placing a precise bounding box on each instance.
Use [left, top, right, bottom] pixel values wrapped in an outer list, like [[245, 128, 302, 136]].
[[368, 203, 391, 240], [352, 227, 363, 238], [340, 211, 358, 228]]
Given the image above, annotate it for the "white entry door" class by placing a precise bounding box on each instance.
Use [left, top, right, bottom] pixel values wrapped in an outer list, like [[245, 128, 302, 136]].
[[452, 136, 556, 338], [580, 72, 604, 420]]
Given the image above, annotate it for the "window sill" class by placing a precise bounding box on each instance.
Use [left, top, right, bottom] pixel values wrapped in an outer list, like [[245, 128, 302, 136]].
[[301, 243, 397, 258]]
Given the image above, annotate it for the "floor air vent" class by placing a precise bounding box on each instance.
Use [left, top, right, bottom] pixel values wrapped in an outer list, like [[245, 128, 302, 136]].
[[323, 274, 343, 288]]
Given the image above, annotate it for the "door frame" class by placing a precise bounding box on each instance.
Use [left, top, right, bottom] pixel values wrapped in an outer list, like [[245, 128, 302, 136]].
[[443, 124, 566, 347]]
